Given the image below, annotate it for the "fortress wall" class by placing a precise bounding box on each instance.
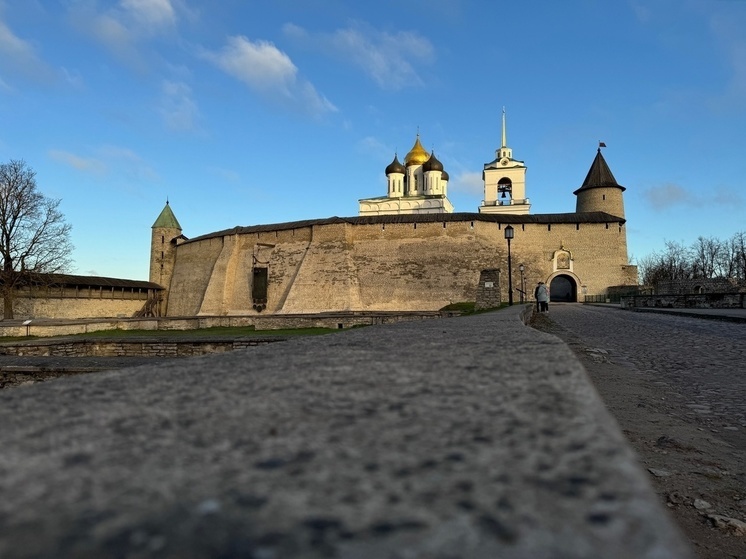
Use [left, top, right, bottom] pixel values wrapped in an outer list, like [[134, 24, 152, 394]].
[[167, 217, 635, 315], [167, 236, 224, 316], [199, 235, 240, 315], [278, 223, 358, 313], [13, 297, 147, 320]]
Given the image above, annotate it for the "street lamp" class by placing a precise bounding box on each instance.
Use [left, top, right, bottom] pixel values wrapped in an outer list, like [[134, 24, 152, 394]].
[[519, 263, 525, 303], [504, 225, 514, 305]]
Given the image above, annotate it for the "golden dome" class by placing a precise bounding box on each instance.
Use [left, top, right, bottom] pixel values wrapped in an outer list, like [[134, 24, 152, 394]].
[[404, 134, 429, 167]]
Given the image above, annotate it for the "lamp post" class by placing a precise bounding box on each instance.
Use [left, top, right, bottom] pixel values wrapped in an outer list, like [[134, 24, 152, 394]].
[[519, 263, 525, 303], [504, 225, 514, 305]]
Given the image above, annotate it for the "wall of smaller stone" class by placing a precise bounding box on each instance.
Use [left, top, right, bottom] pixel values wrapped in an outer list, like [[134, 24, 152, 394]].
[[0, 311, 446, 338], [621, 293, 745, 309], [656, 278, 746, 295], [0, 339, 282, 358], [12, 295, 149, 320], [475, 269, 502, 310]]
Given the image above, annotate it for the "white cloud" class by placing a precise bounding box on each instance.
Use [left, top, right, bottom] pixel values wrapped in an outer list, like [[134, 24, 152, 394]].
[[642, 183, 693, 210], [202, 35, 336, 117], [205, 36, 297, 95], [283, 22, 435, 90], [711, 185, 744, 207], [49, 149, 107, 175], [708, 10, 746, 109], [98, 145, 159, 182], [121, 0, 176, 29], [67, 0, 182, 70], [49, 145, 158, 184], [451, 171, 483, 195], [209, 167, 240, 182], [357, 136, 390, 159], [0, 18, 54, 83], [159, 79, 199, 132]]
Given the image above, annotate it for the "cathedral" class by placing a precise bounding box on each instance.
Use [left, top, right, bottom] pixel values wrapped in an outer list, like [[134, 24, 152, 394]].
[[150, 113, 637, 316]]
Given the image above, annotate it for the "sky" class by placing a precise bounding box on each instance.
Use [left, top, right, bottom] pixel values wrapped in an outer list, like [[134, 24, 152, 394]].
[[0, 0, 744, 281]]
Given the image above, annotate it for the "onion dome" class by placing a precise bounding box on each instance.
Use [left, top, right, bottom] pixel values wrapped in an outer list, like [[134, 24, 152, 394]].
[[441, 170, 449, 181], [422, 151, 443, 172], [385, 154, 406, 175], [404, 134, 429, 167]]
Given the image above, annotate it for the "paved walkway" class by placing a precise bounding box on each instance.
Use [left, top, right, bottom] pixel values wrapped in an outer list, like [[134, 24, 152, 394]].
[[553, 303, 746, 449], [0, 305, 691, 558], [624, 305, 746, 323]]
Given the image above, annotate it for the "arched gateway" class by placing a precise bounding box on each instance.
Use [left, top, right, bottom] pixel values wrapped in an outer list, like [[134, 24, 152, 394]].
[[550, 274, 577, 302]]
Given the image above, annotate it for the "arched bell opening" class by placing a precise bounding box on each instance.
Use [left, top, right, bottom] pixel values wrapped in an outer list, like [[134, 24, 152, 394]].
[[497, 177, 512, 204]]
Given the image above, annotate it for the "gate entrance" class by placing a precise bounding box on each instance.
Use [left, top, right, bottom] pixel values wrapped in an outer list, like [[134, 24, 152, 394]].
[[550, 275, 577, 302]]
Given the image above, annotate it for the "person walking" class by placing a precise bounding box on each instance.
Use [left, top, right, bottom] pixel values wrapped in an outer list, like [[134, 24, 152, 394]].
[[536, 281, 549, 313]]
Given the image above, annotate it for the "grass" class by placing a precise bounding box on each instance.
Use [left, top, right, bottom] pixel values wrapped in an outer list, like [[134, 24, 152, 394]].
[[439, 301, 508, 315]]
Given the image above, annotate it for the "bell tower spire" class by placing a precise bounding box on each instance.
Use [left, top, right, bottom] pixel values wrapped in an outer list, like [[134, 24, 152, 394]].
[[480, 107, 529, 215], [501, 106, 507, 148]]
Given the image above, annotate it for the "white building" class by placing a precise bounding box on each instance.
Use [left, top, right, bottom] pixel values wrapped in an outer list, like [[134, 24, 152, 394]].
[[358, 134, 454, 216]]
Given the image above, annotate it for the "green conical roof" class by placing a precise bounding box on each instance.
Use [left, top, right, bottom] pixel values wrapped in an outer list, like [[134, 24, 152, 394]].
[[152, 201, 182, 230]]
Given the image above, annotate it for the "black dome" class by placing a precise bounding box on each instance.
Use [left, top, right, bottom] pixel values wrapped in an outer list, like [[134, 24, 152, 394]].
[[385, 155, 406, 175], [422, 152, 443, 172]]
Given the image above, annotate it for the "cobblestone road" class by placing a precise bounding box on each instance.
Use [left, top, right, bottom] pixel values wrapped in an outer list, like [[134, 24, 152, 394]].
[[546, 304, 746, 449]]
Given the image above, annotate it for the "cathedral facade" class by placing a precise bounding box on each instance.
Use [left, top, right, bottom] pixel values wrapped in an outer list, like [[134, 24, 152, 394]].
[[151, 118, 637, 316]]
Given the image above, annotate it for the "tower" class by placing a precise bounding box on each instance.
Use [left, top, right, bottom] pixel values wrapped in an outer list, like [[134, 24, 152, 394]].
[[150, 201, 183, 315], [574, 147, 626, 217], [479, 108, 530, 215]]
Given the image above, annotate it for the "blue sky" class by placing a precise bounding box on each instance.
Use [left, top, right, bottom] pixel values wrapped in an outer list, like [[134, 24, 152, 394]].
[[1, 0, 744, 280]]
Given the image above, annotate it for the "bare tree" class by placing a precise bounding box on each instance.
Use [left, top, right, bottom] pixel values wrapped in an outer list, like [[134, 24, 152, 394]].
[[728, 231, 746, 281], [690, 236, 723, 279], [637, 240, 694, 286], [0, 160, 73, 319]]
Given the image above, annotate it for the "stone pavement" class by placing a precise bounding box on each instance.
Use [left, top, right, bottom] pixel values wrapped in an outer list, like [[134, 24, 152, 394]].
[[550, 304, 746, 449], [588, 303, 746, 322], [0, 305, 692, 558]]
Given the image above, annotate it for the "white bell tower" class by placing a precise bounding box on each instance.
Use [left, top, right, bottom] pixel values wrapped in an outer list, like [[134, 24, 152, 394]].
[[479, 108, 530, 215]]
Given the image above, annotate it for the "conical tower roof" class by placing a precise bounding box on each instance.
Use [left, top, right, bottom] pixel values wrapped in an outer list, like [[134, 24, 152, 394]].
[[574, 149, 625, 194], [152, 201, 182, 230]]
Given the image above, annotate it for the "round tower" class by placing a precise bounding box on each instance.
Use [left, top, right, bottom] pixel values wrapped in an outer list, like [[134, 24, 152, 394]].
[[150, 201, 182, 315], [574, 148, 626, 217]]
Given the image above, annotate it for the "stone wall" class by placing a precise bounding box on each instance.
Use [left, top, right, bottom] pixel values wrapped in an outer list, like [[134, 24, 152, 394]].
[[0, 311, 445, 338], [11, 287, 152, 320], [656, 278, 746, 295], [621, 292, 745, 310], [0, 338, 282, 358], [475, 269, 502, 310], [166, 214, 636, 316]]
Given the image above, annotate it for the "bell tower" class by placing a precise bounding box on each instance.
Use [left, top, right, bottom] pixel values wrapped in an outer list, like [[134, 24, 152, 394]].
[[479, 108, 530, 215]]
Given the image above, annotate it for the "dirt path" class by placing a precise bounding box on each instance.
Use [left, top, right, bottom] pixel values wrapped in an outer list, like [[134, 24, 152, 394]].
[[530, 306, 746, 559]]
